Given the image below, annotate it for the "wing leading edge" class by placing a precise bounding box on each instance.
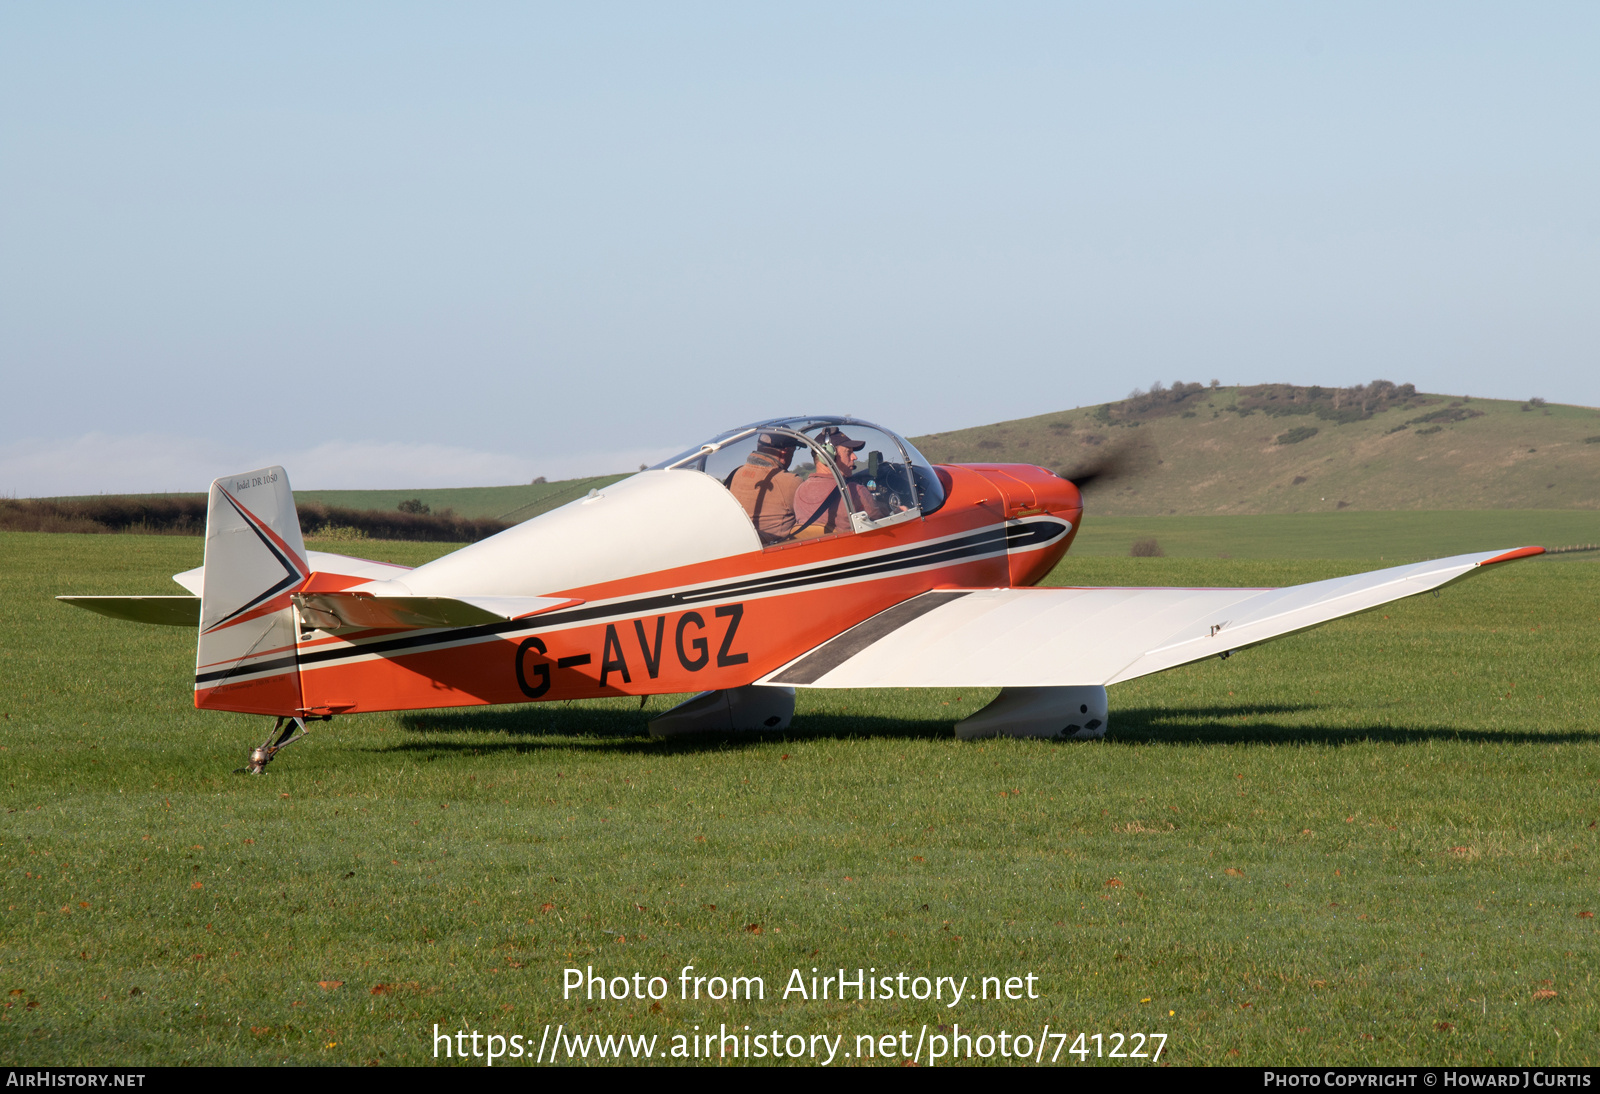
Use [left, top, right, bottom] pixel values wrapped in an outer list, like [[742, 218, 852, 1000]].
[[763, 547, 1544, 689]]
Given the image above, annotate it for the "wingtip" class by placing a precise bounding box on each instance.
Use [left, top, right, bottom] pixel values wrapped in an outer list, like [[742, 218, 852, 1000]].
[[1478, 546, 1546, 566]]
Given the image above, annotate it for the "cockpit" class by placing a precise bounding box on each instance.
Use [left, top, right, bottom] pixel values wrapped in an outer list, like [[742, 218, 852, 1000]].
[[650, 416, 947, 546]]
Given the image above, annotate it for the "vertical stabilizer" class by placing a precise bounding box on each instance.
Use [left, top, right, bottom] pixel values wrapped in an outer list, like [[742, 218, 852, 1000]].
[[194, 466, 307, 715]]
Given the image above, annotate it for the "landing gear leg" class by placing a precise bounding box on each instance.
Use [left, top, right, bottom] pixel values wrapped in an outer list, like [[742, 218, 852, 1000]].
[[648, 685, 795, 738], [954, 686, 1109, 740], [245, 716, 314, 774]]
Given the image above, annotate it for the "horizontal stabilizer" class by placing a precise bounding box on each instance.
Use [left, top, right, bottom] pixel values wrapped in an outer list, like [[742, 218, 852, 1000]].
[[171, 549, 412, 597], [58, 596, 201, 627], [293, 592, 580, 633], [764, 547, 1545, 689]]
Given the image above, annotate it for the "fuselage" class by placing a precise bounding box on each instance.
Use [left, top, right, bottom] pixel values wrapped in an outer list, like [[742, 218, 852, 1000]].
[[197, 462, 1082, 716]]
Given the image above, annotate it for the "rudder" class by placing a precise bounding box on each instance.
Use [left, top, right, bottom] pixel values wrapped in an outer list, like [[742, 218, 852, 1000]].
[[194, 466, 308, 715]]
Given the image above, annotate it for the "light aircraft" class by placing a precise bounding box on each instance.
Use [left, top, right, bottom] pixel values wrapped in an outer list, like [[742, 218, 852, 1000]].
[[59, 415, 1543, 772]]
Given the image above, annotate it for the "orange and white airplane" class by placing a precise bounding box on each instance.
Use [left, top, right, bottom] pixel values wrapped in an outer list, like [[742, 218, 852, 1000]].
[[60, 416, 1543, 771]]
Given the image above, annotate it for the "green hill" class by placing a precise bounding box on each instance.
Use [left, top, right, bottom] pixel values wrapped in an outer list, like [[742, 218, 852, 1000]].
[[908, 383, 1600, 516], [36, 383, 1600, 523]]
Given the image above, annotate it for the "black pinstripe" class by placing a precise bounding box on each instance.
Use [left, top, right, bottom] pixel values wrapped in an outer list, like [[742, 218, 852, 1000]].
[[195, 519, 1068, 685]]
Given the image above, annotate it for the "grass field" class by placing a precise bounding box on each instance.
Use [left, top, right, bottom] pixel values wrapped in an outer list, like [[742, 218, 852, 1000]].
[[2, 527, 1597, 1066], [1069, 510, 1600, 561]]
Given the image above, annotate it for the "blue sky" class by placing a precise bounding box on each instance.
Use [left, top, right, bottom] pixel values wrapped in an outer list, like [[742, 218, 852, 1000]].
[[3, 2, 1596, 494]]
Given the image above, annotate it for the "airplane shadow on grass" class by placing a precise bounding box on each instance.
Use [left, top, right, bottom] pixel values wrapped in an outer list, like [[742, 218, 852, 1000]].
[[382, 705, 955, 757], [1109, 705, 1593, 746], [375, 701, 1590, 756]]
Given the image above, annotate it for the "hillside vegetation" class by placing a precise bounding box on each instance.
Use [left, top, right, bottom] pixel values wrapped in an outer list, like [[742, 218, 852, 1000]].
[[9, 475, 630, 539], [909, 383, 1600, 516], [0, 495, 508, 543]]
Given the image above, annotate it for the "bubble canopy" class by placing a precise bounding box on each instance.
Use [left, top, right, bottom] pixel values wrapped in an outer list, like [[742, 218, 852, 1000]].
[[651, 416, 946, 521]]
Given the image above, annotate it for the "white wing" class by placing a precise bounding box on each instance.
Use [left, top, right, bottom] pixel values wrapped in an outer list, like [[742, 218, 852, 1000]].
[[762, 547, 1543, 688]]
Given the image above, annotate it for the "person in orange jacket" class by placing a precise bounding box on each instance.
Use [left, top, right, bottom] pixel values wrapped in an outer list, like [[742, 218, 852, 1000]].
[[728, 432, 804, 544]]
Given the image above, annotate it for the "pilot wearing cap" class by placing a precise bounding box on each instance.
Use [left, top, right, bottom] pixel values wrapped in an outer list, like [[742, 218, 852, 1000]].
[[729, 432, 804, 544], [793, 427, 890, 536]]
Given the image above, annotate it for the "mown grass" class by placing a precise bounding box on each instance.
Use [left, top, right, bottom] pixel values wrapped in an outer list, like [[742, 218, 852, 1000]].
[[1, 530, 1597, 1067], [1067, 509, 1600, 560]]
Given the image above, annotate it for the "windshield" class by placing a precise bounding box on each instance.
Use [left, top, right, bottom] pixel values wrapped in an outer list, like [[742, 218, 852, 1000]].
[[652, 416, 945, 517]]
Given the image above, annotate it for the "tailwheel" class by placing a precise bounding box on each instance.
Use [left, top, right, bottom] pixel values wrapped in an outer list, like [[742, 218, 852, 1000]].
[[243, 715, 320, 774]]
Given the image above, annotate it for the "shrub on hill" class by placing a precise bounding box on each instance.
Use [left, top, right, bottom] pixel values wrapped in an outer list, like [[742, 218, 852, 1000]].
[[1231, 380, 1425, 424], [0, 496, 508, 542], [1408, 407, 1483, 425], [1114, 381, 1209, 419], [1091, 379, 1426, 427], [298, 503, 507, 543], [0, 496, 207, 535]]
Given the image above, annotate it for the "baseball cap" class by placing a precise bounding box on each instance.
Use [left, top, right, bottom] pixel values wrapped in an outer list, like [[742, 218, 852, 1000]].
[[816, 427, 865, 451], [756, 431, 799, 451]]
